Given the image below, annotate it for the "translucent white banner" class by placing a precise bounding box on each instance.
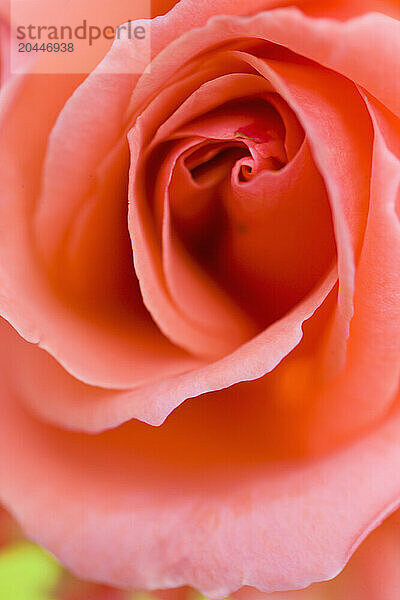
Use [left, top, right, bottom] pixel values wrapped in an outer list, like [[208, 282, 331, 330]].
[[10, 0, 151, 74]]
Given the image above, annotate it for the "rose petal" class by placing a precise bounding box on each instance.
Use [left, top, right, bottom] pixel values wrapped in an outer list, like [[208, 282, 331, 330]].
[[155, 0, 400, 55], [223, 139, 335, 326], [2, 255, 334, 432], [233, 510, 400, 599], [0, 52, 202, 389], [1, 381, 400, 595], [235, 54, 371, 374], [308, 96, 400, 450]]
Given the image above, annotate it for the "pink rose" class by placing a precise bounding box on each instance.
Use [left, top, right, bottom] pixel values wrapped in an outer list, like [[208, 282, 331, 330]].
[[0, 0, 399, 596]]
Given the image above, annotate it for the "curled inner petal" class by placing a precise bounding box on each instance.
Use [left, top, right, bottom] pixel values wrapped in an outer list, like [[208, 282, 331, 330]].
[[129, 58, 337, 358]]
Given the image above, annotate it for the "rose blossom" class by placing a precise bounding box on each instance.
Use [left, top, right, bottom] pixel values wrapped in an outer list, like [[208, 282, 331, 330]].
[[0, 0, 399, 597]]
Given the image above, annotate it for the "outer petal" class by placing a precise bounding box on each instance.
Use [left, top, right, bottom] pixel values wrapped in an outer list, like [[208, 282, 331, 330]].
[[227, 52, 371, 375], [233, 510, 400, 599], [130, 8, 400, 120], [308, 95, 400, 450], [0, 47, 202, 390], [1, 380, 400, 596], [1, 260, 334, 431]]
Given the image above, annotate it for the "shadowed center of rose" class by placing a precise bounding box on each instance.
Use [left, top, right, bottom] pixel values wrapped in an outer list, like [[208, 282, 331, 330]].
[[149, 94, 336, 333]]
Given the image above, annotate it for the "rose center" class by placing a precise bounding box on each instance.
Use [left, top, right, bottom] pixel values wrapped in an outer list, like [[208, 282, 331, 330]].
[[156, 95, 336, 331]]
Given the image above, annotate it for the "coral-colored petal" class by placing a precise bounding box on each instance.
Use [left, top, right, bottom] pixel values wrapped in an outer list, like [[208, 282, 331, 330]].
[[234, 510, 400, 599], [1, 385, 400, 595], [132, 8, 400, 121], [2, 260, 334, 432], [225, 52, 371, 376], [308, 97, 400, 450], [158, 0, 400, 54], [0, 50, 201, 389]]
